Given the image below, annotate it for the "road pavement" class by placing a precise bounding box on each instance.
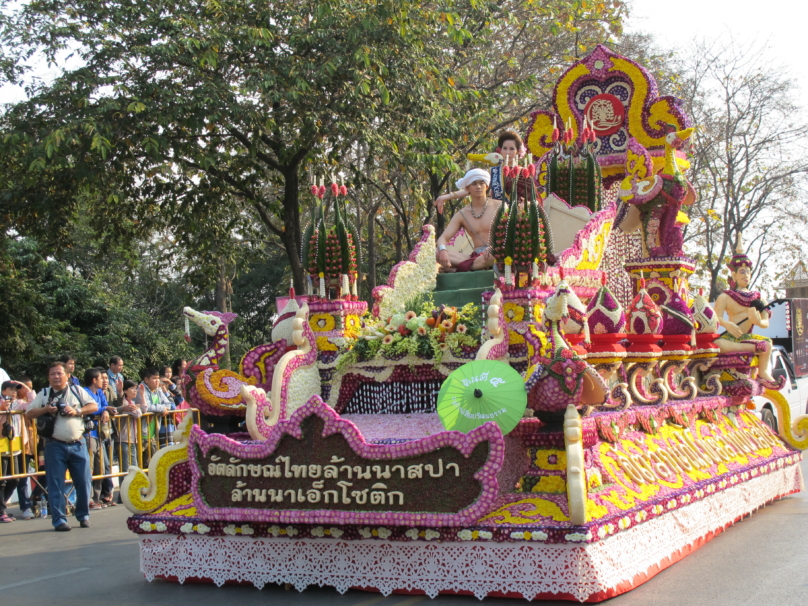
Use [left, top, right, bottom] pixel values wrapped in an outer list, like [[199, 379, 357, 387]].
[[1, 456, 806, 606]]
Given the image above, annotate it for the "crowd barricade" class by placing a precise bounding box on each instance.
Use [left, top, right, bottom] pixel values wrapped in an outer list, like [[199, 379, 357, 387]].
[[0, 408, 201, 503], [90, 409, 202, 483]]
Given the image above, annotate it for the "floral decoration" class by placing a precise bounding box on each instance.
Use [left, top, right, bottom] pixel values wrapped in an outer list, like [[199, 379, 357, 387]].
[[336, 301, 482, 370], [547, 348, 588, 394], [372, 225, 437, 319]]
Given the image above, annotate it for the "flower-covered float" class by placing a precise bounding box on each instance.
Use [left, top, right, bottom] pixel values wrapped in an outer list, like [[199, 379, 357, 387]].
[[122, 46, 806, 602]]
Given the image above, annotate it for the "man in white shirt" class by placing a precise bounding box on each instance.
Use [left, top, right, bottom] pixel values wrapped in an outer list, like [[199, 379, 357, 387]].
[[26, 361, 97, 531]]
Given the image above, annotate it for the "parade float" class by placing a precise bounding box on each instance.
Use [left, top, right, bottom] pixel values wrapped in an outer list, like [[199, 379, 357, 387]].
[[121, 45, 807, 602]]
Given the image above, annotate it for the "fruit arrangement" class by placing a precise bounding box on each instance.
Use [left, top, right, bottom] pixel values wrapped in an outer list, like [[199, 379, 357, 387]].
[[336, 301, 482, 369]]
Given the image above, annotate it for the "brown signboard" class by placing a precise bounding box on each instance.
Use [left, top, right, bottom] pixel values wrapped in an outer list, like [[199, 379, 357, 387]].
[[188, 399, 505, 526]]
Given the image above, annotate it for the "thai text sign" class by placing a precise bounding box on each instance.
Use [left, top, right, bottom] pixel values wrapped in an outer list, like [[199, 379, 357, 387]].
[[189, 398, 505, 526]]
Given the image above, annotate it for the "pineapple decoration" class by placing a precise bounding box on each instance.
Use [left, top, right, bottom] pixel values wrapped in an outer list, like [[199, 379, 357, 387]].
[[544, 117, 602, 213], [301, 174, 361, 300], [489, 155, 549, 289]]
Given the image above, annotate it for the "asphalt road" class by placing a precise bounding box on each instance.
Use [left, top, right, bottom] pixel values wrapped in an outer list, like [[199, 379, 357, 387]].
[[1, 456, 806, 606]]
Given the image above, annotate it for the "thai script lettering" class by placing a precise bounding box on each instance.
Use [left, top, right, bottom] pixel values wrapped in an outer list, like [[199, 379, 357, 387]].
[[204, 452, 461, 507], [606, 422, 782, 486], [461, 372, 489, 387]]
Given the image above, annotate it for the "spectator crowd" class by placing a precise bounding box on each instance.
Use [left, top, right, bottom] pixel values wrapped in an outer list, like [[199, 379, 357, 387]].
[[0, 355, 189, 531]]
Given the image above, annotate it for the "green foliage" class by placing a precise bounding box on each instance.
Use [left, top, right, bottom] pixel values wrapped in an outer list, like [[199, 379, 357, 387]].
[[0, 0, 624, 294], [0, 0, 626, 372], [219, 245, 292, 363], [0, 236, 196, 387]]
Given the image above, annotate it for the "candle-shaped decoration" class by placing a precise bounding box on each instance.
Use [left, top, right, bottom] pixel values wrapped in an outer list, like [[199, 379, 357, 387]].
[[184, 316, 191, 343], [504, 257, 513, 287], [341, 274, 350, 298]]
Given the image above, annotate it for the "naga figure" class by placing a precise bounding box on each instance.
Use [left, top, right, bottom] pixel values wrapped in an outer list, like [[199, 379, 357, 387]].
[[182, 307, 289, 418], [184, 307, 238, 372], [714, 236, 783, 388], [618, 125, 696, 258]]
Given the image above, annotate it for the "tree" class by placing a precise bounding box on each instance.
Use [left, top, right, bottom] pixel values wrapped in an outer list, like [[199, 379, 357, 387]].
[[672, 38, 808, 298], [0, 233, 196, 385], [0, 0, 512, 290], [0, 0, 625, 291]]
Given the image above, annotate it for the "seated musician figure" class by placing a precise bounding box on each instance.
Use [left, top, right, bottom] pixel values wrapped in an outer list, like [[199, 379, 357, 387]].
[[714, 238, 778, 386], [434, 168, 500, 273]]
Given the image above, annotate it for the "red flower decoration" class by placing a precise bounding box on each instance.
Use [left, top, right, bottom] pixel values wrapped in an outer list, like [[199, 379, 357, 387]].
[[549, 348, 587, 392]]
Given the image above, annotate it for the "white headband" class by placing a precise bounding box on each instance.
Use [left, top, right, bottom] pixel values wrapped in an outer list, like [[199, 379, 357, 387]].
[[456, 168, 491, 191]]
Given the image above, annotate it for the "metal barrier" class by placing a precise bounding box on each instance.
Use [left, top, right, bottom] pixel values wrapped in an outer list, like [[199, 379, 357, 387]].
[[0, 408, 201, 507]]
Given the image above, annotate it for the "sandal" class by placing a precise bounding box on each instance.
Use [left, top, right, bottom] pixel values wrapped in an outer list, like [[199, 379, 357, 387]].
[[101, 499, 117, 507], [0, 514, 14, 523]]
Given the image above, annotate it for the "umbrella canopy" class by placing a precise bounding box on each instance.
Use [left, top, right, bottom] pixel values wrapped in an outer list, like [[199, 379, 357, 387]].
[[436, 360, 527, 435]]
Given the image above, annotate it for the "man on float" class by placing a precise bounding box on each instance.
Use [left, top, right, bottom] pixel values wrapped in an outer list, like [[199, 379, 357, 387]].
[[714, 240, 778, 385], [434, 168, 500, 272], [434, 130, 524, 212]]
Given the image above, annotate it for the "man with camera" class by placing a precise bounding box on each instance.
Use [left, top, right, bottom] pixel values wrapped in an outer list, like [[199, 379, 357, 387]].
[[25, 361, 97, 531]]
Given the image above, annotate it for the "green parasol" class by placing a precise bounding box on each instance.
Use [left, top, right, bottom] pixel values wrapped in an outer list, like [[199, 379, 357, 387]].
[[436, 360, 527, 435]]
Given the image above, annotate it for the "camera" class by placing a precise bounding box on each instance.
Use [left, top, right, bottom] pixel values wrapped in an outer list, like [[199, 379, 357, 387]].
[[50, 397, 68, 416], [2, 395, 11, 402]]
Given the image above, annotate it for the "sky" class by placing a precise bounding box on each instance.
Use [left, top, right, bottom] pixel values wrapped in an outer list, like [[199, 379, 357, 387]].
[[625, 0, 807, 95], [2, 1, 804, 104]]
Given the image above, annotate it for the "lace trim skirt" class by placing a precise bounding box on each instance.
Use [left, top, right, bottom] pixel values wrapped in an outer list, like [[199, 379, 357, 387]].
[[138, 462, 802, 602]]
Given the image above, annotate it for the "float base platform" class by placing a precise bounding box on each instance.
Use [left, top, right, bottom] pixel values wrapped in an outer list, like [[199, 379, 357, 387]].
[[138, 460, 802, 602]]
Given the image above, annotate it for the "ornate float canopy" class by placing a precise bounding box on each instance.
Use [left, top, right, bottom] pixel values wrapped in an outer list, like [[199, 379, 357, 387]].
[[526, 45, 692, 180]]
